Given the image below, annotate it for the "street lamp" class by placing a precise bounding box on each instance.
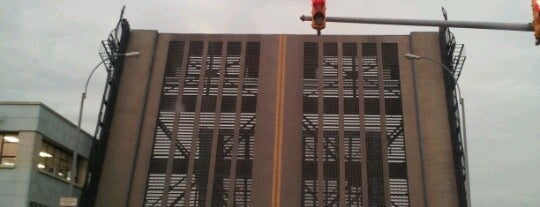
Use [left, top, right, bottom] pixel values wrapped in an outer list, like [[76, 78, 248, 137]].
[[404, 53, 470, 205], [69, 51, 140, 198]]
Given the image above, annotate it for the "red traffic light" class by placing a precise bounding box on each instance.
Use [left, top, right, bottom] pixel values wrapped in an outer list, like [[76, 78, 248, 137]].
[[311, 0, 326, 35], [312, 0, 325, 6], [532, 0, 540, 45], [534, 0, 540, 11]]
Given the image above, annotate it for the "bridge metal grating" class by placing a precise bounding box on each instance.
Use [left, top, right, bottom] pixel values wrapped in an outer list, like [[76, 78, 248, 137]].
[[301, 41, 410, 207], [143, 40, 260, 207]]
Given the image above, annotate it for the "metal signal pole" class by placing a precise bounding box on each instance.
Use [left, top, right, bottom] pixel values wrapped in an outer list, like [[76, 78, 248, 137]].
[[300, 15, 533, 32]]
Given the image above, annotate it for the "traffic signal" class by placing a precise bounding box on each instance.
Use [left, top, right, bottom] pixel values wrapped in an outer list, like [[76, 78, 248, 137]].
[[532, 0, 540, 45], [311, 0, 326, 35]]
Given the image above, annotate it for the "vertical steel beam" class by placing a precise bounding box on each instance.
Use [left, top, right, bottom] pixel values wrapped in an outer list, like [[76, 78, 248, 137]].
[[357, 43, 369, 207], [161, 42, 190, 206], [337, 42, 347, 206], [205, 42, 228, 205], [316, 41, 325, 206], [227, 41, 247, 207], [376, 43, 392, 206], [184, 41, 209, 206]]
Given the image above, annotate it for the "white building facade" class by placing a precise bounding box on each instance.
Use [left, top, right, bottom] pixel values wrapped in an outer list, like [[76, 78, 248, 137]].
[[0, 102, 93, 207]]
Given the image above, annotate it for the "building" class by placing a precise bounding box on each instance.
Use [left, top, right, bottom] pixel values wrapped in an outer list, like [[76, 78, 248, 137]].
[[82, 19, 469, 207], [0, 102, 93, 207]]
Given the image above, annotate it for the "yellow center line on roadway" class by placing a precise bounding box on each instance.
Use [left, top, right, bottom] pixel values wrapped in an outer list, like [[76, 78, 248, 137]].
[[276, 35, 287, 207], [271, 35, 284, 207]]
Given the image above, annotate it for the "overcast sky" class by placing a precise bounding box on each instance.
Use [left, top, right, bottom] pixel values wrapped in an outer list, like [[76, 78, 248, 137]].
[[1, 0, 539, 206]]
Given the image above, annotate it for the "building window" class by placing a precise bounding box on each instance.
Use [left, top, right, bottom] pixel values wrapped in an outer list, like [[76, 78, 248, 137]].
[[38, 141, 77, 182], [0, 133, 19, 167], [29, 201, 49, 207]]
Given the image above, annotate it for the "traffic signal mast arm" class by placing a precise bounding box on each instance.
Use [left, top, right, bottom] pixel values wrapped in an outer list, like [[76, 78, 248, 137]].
[[304, 1, 540, 44], [301, 15, 533, 32]]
